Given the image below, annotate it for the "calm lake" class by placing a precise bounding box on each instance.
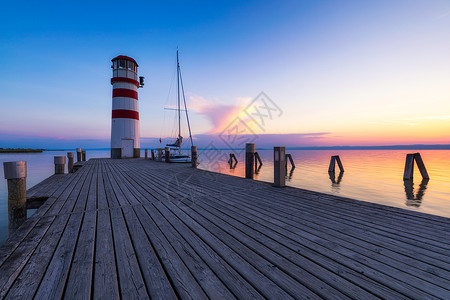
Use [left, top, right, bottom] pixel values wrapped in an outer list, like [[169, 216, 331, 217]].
[[1, 149, 449, 245]]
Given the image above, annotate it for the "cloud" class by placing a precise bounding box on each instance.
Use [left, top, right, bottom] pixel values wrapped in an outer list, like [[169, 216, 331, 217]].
[[188, 95, 251, 134]]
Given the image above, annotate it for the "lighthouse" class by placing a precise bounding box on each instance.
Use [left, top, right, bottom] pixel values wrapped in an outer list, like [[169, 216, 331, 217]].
[[110, 55, 142, 158]]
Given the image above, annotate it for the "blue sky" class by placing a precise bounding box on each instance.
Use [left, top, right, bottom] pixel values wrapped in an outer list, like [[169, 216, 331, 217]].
[[1, 1, 449, 149]]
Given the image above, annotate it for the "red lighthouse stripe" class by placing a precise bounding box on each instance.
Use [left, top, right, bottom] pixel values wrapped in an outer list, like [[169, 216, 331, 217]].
[[111, 77, 140, 87], [112, 88, 138, 100], [112, 109, 139, 120]]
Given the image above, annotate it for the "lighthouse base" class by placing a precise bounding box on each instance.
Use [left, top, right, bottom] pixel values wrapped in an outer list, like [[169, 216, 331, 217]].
[[111, 148, 121, 159], [133, 148, 140, 158], [111, 148, 140, 159]]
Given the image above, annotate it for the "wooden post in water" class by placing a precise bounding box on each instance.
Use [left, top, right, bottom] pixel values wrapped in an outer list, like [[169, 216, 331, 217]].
[[82, 150, 86, 162], [191, 146, 198, 168], [54, 156, 66, 174], [254, 152, 263, 173], [76, 148, 82, 162], [273, 146, 286, 187], [151, 149, 155, 160], [67, 152, 74, 173], [403, 153, 429, 180], [145, 149, 148, 159], [3, 161, 27, 236], [165, 147, 170, 163], [245, 143, 255, 179], [328, 155, 344, 172]]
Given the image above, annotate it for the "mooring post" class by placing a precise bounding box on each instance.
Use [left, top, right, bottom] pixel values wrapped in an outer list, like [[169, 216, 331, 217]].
[[3, 161, 27, 236], [191, 146, 198, 168], [329, 155, 344, 172], [82, 150, 86, 162], [245, 143, 255, 179], [67, 152, 74, 173], [54, 156, 66, 174], [151, 149, 155, 160], [76, 148, 82, 162], [165, 147, 170, 163], [145, 149, 148, 159], [403, 153, 429, 180], [274, 146, 286, 187], [157, 149, 163, 161]]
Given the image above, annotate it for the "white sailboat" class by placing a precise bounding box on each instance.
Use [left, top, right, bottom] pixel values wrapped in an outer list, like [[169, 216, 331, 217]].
[[163, 50, 194, 163]]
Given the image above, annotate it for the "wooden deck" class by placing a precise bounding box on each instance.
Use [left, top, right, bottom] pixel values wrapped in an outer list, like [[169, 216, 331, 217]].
[[0, 158, 449, 299]]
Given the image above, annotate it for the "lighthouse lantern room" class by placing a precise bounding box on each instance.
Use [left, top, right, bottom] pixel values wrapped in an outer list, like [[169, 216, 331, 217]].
[[110, 55, 141, 158]]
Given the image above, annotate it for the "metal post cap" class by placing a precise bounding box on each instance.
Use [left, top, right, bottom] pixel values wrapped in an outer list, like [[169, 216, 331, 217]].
[[67, 152, 74, 158], [76, 148, 82, 152], [3, 161, 27, 179], [54, 156, 66, 164]]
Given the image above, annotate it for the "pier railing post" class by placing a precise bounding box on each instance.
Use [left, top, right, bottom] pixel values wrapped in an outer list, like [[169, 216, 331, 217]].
[[3, 161, 27, 236], [245, 143, 255, 179], [145, 149, 148, 159], [191, 146, 198, 168], [165, 147, 170, 163], [82, 150, 86, 162], [54, 156, 66, 174], [151, 149, 155, 160], [76, 148, 82, 162], [274, 147, 286, 187], [67, 152, 74, 173], [157, 149, 163, 161]]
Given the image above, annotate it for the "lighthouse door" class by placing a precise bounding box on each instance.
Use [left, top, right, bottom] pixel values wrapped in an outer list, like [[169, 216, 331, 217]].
[[121, 139, 134, 158]]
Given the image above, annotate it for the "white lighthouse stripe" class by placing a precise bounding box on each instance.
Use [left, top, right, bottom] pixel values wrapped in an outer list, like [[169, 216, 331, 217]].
[[111, 118, 140, 148], [112, 82, 138, 92], [112, 98, 139, 111]]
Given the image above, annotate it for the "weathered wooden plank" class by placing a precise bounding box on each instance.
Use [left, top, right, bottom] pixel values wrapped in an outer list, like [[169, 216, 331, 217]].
[[4, 214, 71, 298], [64, 210, 96, 298], [34, 212, 84, 299], [132, 205, 208, 299], [0, 216, 55, 298], [110, 208, 149, 298], [93, 209, 120, 300], [121, 206, 177, 299]]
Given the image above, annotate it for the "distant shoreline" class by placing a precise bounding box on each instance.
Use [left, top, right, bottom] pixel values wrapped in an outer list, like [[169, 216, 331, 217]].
[[0, 148, 43, 153]]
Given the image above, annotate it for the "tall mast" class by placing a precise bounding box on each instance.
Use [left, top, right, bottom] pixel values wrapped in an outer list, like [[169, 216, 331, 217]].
[[177, 49, 181, 141]]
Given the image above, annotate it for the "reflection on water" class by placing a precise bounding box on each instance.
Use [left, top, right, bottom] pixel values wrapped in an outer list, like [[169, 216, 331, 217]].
[[198, 149, 450, 218], [404, 179, 429, 207]]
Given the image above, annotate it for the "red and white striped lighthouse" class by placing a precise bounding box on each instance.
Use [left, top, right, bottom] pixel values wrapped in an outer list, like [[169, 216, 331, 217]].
[[110, 55, 141, 158]]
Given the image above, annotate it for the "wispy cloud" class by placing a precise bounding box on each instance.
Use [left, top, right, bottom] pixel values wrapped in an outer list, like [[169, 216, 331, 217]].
[[188, 95, 252, 134]]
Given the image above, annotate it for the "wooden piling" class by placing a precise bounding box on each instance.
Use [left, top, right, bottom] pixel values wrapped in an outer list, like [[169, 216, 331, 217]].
[[165, 147, 170, 163], [403, 153, 429, 180], [151, 149, 155, 160], [3, 161, 27, 236], [191, 146, 198, 168], [254, 152, 263, 173], [145, 149, 148, 159], [273, 146, 286, 187], [67, 152, 74, 173], [82, 150, 86, 162], [76, 148, 82, 162], [413, 153, 429, 179], [54, 156, 66, 174], [245, 143, 255, 179], [329, 155, 344, 172]]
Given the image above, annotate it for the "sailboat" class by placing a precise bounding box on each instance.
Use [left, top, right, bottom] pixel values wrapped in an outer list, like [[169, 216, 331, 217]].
[[163, 50, 194, 163]]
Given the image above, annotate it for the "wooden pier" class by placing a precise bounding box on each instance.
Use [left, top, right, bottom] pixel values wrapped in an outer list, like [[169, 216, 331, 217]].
[[0, 158, 449, 299]]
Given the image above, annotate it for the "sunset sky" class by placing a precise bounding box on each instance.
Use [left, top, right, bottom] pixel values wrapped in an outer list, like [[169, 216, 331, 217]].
[[1, 0, 449, 149]]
